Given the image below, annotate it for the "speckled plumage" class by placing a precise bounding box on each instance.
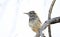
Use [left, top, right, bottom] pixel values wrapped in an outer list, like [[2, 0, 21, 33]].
[[25, 11, 41, 33]]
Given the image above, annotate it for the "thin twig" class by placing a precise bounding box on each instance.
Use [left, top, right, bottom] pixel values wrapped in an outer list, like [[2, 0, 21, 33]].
[[48, 0, 56, 37]]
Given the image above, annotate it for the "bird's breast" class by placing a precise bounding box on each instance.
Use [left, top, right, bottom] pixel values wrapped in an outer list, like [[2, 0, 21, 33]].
[[29, 18, 41, 32], [29, 18, 41, 28]]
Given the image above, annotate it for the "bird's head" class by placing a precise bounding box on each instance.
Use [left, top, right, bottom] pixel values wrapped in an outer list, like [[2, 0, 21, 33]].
[[24, 11, 37, 17]]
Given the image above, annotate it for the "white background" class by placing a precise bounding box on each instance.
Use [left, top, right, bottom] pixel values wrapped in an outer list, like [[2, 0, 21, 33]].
[[0, 0, 60, 37]]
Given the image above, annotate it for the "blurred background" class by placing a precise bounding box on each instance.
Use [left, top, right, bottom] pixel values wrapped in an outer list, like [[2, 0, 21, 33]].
[[0, 0, 60, 37]]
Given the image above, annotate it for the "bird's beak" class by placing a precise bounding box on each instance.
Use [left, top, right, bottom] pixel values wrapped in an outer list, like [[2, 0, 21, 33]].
[[24, 13, 29, 15]]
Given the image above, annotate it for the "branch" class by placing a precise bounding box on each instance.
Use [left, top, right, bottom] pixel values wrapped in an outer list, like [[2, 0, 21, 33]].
[[35, 30, 45, 37], [40, 17, 60, 37], [49, 0, 56, 15], [48, 0, 56, 37]]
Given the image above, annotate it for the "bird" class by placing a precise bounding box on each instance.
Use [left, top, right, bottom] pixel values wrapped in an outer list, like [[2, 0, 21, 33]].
[[24, 11, 42, 33]]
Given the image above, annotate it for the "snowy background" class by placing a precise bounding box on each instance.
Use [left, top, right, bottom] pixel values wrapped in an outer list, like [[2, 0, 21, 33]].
[[0, 0, 60, 37]]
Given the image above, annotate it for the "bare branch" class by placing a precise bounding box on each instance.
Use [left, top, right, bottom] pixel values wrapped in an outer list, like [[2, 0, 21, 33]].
[[49, 0, 56, 17], [35, 30, 45, 37], [40, 17, 60, 37], [48, 0, 56, 37]]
